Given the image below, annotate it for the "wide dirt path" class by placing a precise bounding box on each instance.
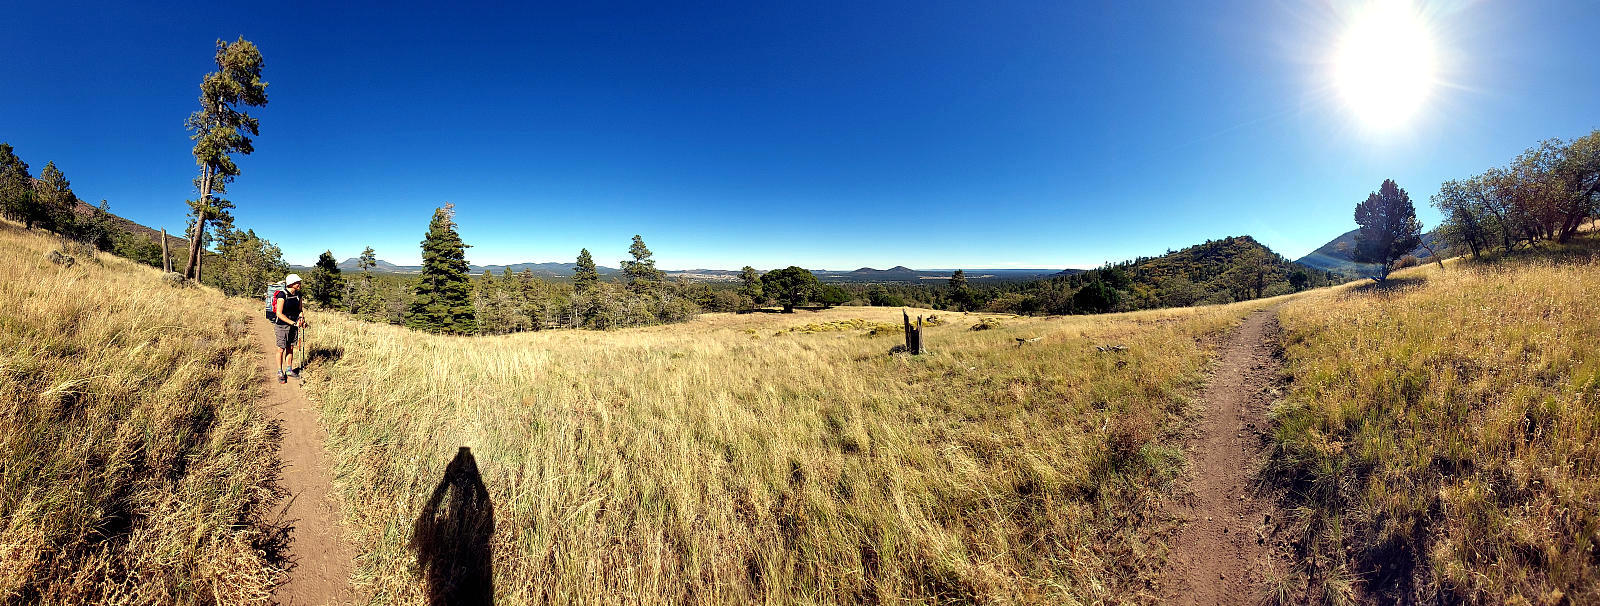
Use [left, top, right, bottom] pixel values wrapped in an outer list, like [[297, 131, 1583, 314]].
[[1161, 307, 1285, 605], [252, 317, 357, 605]]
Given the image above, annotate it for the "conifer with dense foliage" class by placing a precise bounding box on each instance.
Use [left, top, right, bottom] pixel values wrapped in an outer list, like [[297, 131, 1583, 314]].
[[0, 143, 37, 228], [307, 250, 345, 308], [1353, 179, 1423, 281], [573, 248, 599, 294], [407, 204, 477, 335], [762, 266, 822, 313]]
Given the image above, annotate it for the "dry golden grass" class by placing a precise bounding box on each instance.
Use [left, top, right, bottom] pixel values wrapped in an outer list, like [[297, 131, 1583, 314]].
[[0, 221, 284, 604], [1269, 237, 1600, 604], [303, 297, 1281, 604]]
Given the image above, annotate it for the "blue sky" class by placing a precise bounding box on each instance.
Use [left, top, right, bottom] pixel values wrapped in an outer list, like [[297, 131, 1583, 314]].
[[3, 1, 1596, 269]]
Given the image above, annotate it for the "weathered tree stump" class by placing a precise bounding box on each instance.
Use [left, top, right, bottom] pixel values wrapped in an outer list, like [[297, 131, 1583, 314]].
[[902, 310, 924, 355]]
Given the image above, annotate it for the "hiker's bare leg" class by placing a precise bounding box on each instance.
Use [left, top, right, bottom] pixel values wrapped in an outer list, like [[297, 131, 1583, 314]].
[[277, 346, 288, 374]]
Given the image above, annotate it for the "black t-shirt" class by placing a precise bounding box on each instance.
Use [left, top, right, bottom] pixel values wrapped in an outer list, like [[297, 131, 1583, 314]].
[[275, 290, 302, 323]]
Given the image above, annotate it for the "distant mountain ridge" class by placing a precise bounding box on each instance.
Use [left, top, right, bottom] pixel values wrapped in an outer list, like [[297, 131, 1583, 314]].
[[333, 258, 1066, 282], [1295, 229, 1439, 277]]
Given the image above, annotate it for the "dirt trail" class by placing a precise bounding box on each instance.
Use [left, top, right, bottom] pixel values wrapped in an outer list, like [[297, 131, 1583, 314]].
[[252, 317, 357, 605], [1161, 307, 1286, 605]]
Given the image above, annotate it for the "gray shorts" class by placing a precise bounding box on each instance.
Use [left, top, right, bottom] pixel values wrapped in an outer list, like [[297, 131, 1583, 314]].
[[274, 321, 299, 349]]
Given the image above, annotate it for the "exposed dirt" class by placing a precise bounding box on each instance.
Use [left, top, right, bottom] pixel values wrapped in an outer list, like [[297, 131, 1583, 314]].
[[1161, 307, 1288, 605], [252, 317, 358, 605]]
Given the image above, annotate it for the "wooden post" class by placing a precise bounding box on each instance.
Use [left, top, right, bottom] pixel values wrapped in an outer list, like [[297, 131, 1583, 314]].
[[160, 228, 170, 273], [902, 310, 925, 355]]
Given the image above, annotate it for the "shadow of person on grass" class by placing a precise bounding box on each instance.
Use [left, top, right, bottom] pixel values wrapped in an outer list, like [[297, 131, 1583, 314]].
[[304, 344, 344, 366], [1347, 275, 1426, 295], [411, 447, 495, 605]]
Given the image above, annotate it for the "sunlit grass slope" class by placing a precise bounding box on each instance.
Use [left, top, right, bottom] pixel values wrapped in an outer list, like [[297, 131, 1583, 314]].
[[307, 299, 1275, 604], [0, 221, 283, 604], [1270, 238, 1600, 604]]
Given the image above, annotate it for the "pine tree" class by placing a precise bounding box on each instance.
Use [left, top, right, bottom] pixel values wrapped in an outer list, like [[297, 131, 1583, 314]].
[[738, 266, 763, 308], [948, 269, 973, 311], [307, 250, 346, 308], [36, 161, 76, 233], [0, 143, 36, 227], [351, 246, 380, 318], [573, 248, 599, 293], [184, 37, 269, 281], [1353, 179, 1423, 281], [622, 234, 663, 288], [407, 203, 477, 334]]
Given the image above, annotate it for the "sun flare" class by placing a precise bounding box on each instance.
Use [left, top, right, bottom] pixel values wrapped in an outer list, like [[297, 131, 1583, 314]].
[[1333, 1, 1438, 130]]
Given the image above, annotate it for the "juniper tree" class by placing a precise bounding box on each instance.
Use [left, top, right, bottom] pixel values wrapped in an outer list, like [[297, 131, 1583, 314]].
[[407, 204, 477, 334], [573, 248, 599, 293], [307, 250, 346, 308], [183, 37, 269, 281], [1353, 179, 1423, 281], [762, 266, 821, 313]]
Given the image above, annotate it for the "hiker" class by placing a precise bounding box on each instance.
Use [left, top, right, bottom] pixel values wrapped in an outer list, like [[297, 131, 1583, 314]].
[[271, 273, 309, 383]]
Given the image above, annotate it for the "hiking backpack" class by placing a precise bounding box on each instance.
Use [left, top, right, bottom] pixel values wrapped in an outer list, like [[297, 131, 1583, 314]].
[[264, 282, 288, 321]]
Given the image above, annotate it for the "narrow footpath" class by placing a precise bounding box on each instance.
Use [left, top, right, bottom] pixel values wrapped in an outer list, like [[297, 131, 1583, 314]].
[[252, 316, 357, 605], [1160, 307, 1287, 605]]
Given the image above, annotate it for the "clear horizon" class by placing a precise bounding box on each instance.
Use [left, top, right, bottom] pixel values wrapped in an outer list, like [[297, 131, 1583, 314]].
[[3, 1, 1597, 268]]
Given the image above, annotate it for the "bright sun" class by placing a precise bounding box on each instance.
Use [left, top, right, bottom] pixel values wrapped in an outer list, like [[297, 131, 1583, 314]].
[[1333, 1, 1438, 130]]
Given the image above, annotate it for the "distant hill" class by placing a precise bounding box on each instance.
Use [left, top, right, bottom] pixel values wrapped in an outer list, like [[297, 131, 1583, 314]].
[[989, 235, 1343, 315], [72, 200, 191, 252], [333, 258, 1066, 283], [814, 266, 1067, 283], [1296, 229, 1438, 277], [1119, 235, 1320, 287]]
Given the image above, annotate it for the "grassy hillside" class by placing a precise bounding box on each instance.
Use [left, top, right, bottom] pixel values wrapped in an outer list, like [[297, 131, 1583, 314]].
[[1268, 235, 1600, 604], [988, 235, 1337, 314], [300, 300, 1279, 604], [0, 221, 283, 603]]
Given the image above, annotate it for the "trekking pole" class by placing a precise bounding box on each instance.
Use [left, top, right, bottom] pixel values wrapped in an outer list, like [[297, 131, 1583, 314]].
[[297, 320, 307, 385]]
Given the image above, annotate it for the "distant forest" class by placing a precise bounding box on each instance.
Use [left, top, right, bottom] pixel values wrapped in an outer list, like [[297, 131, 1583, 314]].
[[1, 138, 1345, 336]]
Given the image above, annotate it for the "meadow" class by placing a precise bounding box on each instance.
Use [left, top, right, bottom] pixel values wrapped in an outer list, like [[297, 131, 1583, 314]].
[[0, 221, 283, 604], [303, 296, 1275, 604], [1267, 233, 1600, 604]]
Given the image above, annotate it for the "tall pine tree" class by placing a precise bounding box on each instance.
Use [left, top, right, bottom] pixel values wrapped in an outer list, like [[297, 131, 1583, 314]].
[[184, 37, 268, 281], [622, 234, 663, 289], [573, 248, 599, 293], [408, 203, 477, 334]]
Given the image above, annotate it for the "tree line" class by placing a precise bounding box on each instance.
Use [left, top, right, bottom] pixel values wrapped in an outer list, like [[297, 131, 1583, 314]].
[[1431, 131, 1599, 257]]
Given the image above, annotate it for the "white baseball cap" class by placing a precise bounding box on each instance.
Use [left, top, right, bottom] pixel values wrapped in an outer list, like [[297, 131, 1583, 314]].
[[285, 273, 302, 285]]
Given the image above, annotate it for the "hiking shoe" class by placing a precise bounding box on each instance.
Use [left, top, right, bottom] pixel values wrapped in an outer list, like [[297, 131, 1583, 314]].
[[286, 368, 300, 378], [277, 372, 287, 384]]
